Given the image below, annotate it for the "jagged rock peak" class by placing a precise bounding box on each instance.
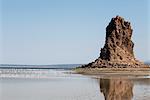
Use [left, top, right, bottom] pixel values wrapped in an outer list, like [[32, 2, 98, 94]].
[[100, 15, 134, 61], [81, 16, 149, 68]]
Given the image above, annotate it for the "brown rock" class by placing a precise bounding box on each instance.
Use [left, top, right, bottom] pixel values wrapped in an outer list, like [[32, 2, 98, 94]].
[[82, 16, 149, 68], [100, 16, 134, 61]]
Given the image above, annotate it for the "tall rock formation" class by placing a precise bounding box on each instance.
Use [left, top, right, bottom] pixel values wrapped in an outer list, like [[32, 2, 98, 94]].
[[82, 16, 149, 68], [100, 16, 134, 61]]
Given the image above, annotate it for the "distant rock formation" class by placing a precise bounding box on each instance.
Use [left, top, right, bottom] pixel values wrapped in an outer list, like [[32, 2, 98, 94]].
[[100, 16, 134, 61], [100, 79, 133, 100], [82, 16, 149, 68]]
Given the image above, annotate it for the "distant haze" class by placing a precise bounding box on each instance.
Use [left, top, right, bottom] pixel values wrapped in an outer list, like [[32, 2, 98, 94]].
[[0, 0, 150, 64]]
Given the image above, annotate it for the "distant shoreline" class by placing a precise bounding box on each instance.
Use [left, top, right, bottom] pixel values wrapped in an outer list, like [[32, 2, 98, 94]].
[[0, 67, 72, 70], [0, 64, 82, 69]]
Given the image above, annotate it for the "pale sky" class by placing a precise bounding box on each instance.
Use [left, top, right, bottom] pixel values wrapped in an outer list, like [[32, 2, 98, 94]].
[[0, 0, 150, 64]]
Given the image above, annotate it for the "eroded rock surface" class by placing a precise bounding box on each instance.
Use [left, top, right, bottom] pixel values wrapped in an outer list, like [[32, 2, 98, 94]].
[[82, 16, 149, 68]]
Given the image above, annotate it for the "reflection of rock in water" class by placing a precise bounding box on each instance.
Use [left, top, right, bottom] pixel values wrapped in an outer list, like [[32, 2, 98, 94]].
[[100, 79, 133, 100]]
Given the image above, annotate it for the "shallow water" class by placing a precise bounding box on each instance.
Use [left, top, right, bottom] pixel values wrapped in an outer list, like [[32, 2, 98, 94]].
[[0, 69, 150, 100]]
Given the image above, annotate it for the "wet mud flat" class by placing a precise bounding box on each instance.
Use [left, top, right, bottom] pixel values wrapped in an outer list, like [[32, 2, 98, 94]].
[[74, 68, 150, 77]]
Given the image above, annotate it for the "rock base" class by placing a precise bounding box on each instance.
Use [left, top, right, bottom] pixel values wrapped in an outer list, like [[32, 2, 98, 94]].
[[81, 58, 149, 68]]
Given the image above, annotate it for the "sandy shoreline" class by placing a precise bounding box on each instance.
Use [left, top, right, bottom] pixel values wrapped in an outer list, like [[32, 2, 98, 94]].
[[74, 68, 150, 76]]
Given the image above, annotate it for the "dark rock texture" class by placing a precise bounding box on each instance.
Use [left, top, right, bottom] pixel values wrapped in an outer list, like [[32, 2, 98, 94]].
[[100, 16, 134, 61], [82, 16, 149, 68]]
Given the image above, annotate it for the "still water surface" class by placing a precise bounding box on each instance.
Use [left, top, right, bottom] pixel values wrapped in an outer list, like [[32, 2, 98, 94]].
[[0, 68, 149, 100]]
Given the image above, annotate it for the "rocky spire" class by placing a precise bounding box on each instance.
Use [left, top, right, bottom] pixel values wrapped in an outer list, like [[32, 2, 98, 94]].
[[81, 16, 149, 68], [100, 16, 134, 61]]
